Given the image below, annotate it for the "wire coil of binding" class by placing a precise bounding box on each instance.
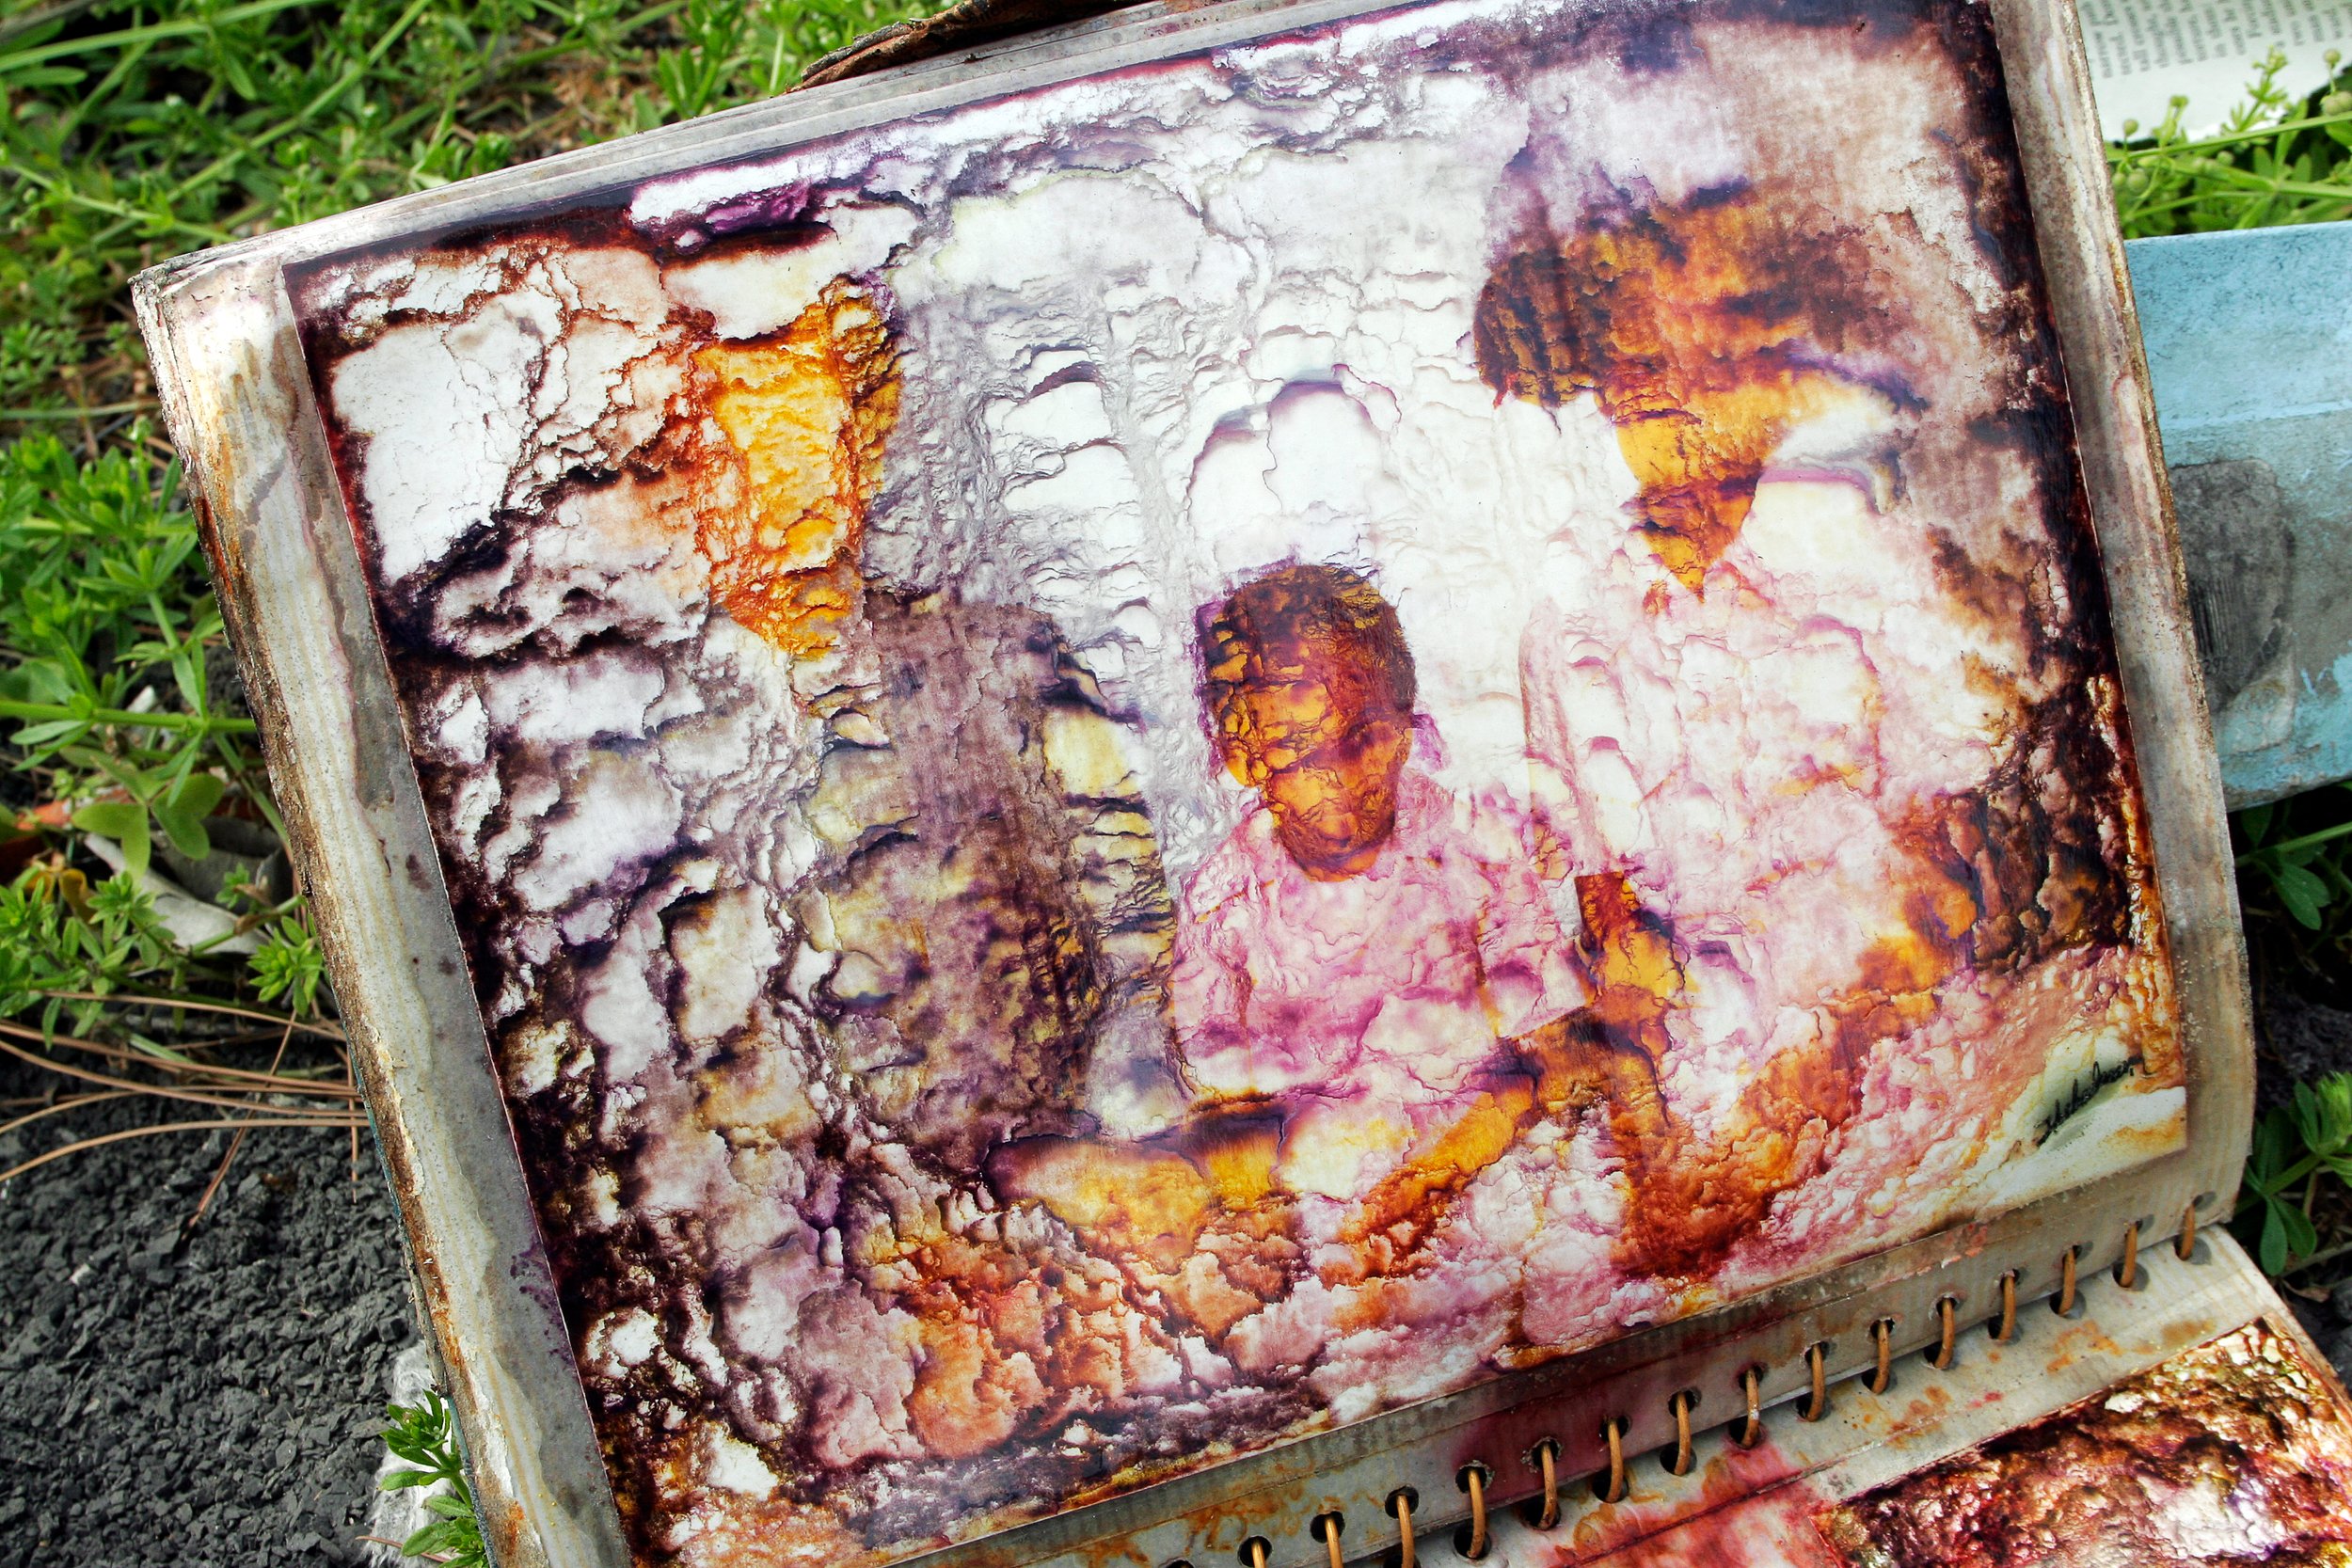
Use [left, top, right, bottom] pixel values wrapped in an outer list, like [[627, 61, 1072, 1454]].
[[1730, 1365, 1764, 1450], [1164, 1207, 2202, 1568]]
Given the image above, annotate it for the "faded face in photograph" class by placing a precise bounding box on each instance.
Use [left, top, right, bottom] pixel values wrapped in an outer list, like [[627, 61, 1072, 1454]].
[[1215, 619, 1415, 880]]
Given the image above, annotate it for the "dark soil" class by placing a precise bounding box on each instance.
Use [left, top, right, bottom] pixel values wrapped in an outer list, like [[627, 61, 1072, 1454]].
[[0, 1052, 416, 1568], [2254, 980, 2352, 1112]]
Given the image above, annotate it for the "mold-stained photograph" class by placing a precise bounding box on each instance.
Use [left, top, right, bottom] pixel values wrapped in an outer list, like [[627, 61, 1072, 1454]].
[[280, 0, 2187, 1560], [1819, 1321, 2352, 1566], [1524, 1321, 2352, 1567]]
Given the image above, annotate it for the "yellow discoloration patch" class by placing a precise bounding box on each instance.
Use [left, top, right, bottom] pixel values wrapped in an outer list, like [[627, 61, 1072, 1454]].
[[691, 285, 899, 659]]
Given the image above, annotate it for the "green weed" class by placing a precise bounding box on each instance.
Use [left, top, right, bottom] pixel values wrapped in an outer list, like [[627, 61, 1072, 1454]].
[[2109, 49, 2352, 237], [2233, 789, 2352, 1280], [246, 914, 326, 1016], [2239, 1072, 2352, 1275], [2238, 785, 2352, 930], [378, 1389, 488, 1568], [0, 428, 267, 873], [0, 862, 186, 1032], [1, 0, 928, 429]]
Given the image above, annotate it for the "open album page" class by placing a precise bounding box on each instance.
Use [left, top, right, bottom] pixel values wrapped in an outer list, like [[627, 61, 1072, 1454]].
[[278, 0, 2186, 1560]]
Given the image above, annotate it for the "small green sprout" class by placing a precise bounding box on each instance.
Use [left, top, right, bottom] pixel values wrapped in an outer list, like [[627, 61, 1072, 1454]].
[[380, 1390, 489, 1568], [2106, 48, 2352, 237], [2239, 1071, 2352, 1275], [249, 917, 327, 1017]]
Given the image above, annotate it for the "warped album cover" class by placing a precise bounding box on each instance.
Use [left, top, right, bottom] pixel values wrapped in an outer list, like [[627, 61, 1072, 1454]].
[[278, 0, 2185, 1558]]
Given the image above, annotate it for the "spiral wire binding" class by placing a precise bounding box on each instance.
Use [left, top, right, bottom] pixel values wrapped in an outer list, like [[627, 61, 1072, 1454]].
[[1528, 1439, 1560, 1529], [1867, 1316, 1896, 1394], [1386, 1488, 1418, 1568], [1800, 1340, 1830, 1421], [1662, 1391, 1698, 1477], [1164, 1211, 2208, 1568], [1455, 1465, 1490, 1560], [1596, 1417, 1628, 1504], [1929, 1294, 1959, 1370], [1313, 1513, 1346, 1568], [1990, 1270, 2019, 1342], [1730, 1365, 1764, 1449]]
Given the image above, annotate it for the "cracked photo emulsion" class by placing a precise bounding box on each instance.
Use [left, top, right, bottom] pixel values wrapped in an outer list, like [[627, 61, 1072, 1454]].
[[283, 0, 2186, 1560]]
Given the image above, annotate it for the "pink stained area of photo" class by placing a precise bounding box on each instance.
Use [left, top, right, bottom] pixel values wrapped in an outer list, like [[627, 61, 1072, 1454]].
[[1173, 765, 1587, 1138]]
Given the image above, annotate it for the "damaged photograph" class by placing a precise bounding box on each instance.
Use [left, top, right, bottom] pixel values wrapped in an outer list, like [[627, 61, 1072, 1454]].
[[1513, 1320, 2352, 1567], [1819, 1321, 2352, 1567], [282, 0, 2187, 1560]]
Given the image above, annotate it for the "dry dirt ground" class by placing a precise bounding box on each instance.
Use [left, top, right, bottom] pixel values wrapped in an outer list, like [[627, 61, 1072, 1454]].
[[0, 1051, 417, 1568]]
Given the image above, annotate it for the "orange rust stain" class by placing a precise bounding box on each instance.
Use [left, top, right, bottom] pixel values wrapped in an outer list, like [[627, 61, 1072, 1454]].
[[906, 1294, 1049, 1459], [1570, 865, 1973, 1281], [892, 1230, 1166, 1459], [1329, 1076, 1543, 1285], [991, 1109, 1301, 1342], [1580, 871, 1685, 1059], [690, 282, 899, 659], [1893, 1382, 1956, 1430], [1473, 188, 1882, 596], [991, 1135, 1224, 1273]]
